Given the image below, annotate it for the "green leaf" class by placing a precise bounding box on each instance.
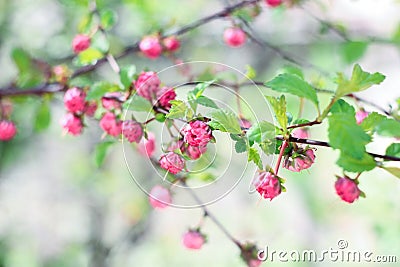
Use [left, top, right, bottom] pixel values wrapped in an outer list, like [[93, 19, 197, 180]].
[[192, 80, 215, 98], [196, 95, 218, 109], [265, 73, 319, 108], [335, 64, 385, 98], [235, 139, 247, 153], [34, 102, 51, 132], [76, 48, 103, 66], [328, 113, 371, 159], [259, 140, 276, 155], [166, 100, 189, 119], [11, 48, 44, 88], [246, 121, 275, 143], [123, 94, 152, 112], [245, 65, 256, 80], [248, 147, 263, 169], [360, 112, 386, 133], [341, 41, 368, 64], [381, 167, 400, 179], [78, 13, 94, 33], [281, 65, 304, 79], [336, 152, 376, 172], [87, 81, 119, 100], [375, 119, 400, 137], [91, 34, 110, 54], [120, 65, 136, 89], [329, 99, 355, 115], [100, 9, 117, 30], [94, 141, 114, 168], [385, 143, 400, 157], [208, 109, 242, 134], [265, 95, 288, 131]]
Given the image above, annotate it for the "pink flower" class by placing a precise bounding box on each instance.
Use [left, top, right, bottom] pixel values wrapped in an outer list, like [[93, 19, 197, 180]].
[[186, 145, 207, 160], [134, 71, 161, 101], [182, 121, 212, 147], [162, 36, 181, 52], [239, 118, 252, 129], [182, 230, 205, 250], [223, 27, 246, 48], [283, 147, 315, 172], [61, 113, 83, 136], [156, 87, 176, 110], [149, 185, 171, 209], [84, 101, 97, 117], [265, 0, 283, 7], [72, 34, 91, 54], [0, 120, 17, 141], [355, 110, 369, 124], [99, 112, 122, 137], [52, 65, 69, 84], [253, 171, 281, 201], [101, 92, 123, 110], [122, 120, 143, 143], [137, 132, 156, 157], [249, 259, 262, 267], [64, 87, 86, 114], [335, 177, 361, 203], [159, 152, 185, 174], [139, 36, 162, 59], [292, 128, 309, 139]]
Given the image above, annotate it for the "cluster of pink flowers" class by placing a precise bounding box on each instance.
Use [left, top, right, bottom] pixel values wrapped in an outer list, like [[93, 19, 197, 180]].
[[283, 146, 316, 172], [139, 35, 181, 59]]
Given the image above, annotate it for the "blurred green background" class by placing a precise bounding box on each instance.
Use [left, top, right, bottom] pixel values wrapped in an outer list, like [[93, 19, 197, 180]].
[[0, 0, 399, 266]]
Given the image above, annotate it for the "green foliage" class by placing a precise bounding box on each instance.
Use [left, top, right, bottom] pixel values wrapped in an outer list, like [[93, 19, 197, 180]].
[[246, 121, 275, 143], [75, 48, 104, 66], [78, 13, 94, 33], [166, 100, 190, 119], [34, 101, 51, 132], [381, 167, 400, 179], [245, 65, 256, 80], [86, 81, 119, 100], [329, 99, 355, 115], [100, 9, 118, 30], [281, 65, 304, 79], [187, 80, 216, 112], [375, 119, 400, 137], [119, 65, 136, 89], [196, 96, 218, 109], [360, 112, 386, 133], [265, 95, 288, 131], [248, 147, 263, 169], [341, 41, 369, 63], [337, 152, 376, 172], [265, 73, 319, 109], [385, 143, 400, 157], [235, 138, 247, 153], [94, 141, 114, 168], [335, 64, 385, 98], [208, 109, 242, 134], [11, 48, 44, 88]]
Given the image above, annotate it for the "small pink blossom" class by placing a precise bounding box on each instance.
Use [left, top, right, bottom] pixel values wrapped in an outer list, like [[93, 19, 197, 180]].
[[137, 132, 156, 157], [186, 145, 207, 160], [283, 147, 315, 172], [223, 27, 246, 48], [182, 230, 205, 250], [149, 185, 171, 209], [162, 36, 181, 52], [265, 0, 283, 7], [72, 34, 91, 54], [101, 92, 123, 110], [292, 128, 309, 139], [139, 36, 162, 59], [61, 113, 83, 136], [156, 87, 176, 110], [134, 71, 161, 101], [239, 118, 252, 129], [335, 177, 361, 203], [182, 120, 212, 147], [355, 110, 369, 124], [64, 87, 86, 114], [122, 120, 143, 143], [159, 152, 185, 174], [0, 120, 17, 141], [253, 171, 281, 201], [99, 112, 122, 137], [84, 101, 97, 117]]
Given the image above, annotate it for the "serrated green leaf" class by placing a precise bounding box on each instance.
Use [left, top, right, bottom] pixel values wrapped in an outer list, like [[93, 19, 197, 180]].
[[76, 48, 103, 65], [335, 64, 385, 98], [196, 95, 218, 109], [259, 140, 276, 155], [385, 143, 400, 157], [329, 99, 355, 115], [230, 133, 242, 141], [120, 65, 136, 89], [375, 119, 400, 137], [281, 65, 304, 79], [341, 41, 368, 64], [34, 101, 51, 132], [235, 139, 247, 153], [336, 152, 376, 172], [381, 167, 400, 179], [94, 141, 114, 168], [208, 109, 241, 134], [248, 147, 263, 169], [246, 121, 275, 143], [265, 73, 319, 108], [192, 80, 215, 98], [100, 9, 117, 30], [328, 113, 371, 159], [265, 95, 288, 131], [360, 112, 386, 132], [166, 100, 189, 119], [87, 81, 119, 100]]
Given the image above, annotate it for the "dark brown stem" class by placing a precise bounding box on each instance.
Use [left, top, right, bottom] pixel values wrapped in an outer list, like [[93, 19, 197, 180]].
[[287, 120, 321, 129]]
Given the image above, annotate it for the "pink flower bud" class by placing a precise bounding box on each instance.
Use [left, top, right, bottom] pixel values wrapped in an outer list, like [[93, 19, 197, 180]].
[[182, 120, 212, 147], [239, 118, 252, 129], [186, 145, 207, 160], [253, 171, 281, 201], [335, 177, 360, 203], [159, 152, 185, 174], [134, 71, 161, 101], [156, 87, 176, 110], [99, 112, 122, 137], [139, 36, 162, 59], [265, 0, 283, 7], [292, 128, 309, 139], [64, 87, 86, 114], [162, 36, 181, 52], [149, 185, 171, 209], [61, 113, 83, 136], [355, 110, 369, 124], [283, 147, 315, 172], [223, 27, 246, 48], [0, 120, 17, 141], [84, 101, 97, 117], [122, 120, 143, 143], [101, 92, 123, 110], [72, 34, 91, 54], [137, 132, 156, 157], [182, 230, 205, 250]]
